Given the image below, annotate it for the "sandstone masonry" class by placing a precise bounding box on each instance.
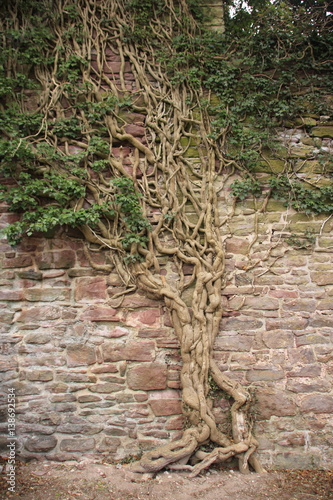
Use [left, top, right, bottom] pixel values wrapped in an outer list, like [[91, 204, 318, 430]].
[[0, 36, 333, 471]]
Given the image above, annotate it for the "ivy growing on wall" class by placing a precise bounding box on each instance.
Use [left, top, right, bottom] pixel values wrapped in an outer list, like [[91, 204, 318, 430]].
[[0, 0, 332, 476]]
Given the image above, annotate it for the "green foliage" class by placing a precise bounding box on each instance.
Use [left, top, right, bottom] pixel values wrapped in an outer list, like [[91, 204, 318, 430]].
[[231, 174, 333, 215], [52, 118, 82, 140], [286, 230, 316, 249], [57, 55, 88, 83], [3, 205, 114, 246], [112, 177, 151, 250], [0, 107, 44, 137], [77, 94, 132, 123], [0, 138, 35, 175], [269, 176, 333, 214], [3, 26, 54, 66], [231, 178, 262, 200], [1, 172, 86, 211], [0, 0, 332, 254]]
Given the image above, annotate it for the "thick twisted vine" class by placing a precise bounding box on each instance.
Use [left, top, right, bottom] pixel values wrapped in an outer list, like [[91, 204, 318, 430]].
[[0, 0, 284, 476]]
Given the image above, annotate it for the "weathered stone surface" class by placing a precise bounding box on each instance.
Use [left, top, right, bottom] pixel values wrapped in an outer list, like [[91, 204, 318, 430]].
[[262, 330, 294, 349], [247, 368, 285, 382], [287, 380, 331, 393], [273, 452, 321, 469], [311, 272, 333, 285], [80, 306, 120, 321], [300, 395, 333, 413], [26, 369, 54, 381], [75, 277, 107, 302], [2, 255, 33, 268], [282, 299, 316, 312], [104, 426, 128, 436], [225, 237, 249, 255], [126, 309, 161, 327], [60, 438, 95, 452], [38, 250, 76, 269], [215, 335, 254, 351], [24, 288, 70, 302], [255, 389, 297, 419], [220, 317, 263, 331], [148, 390, 182, 416], [89, 383, 124, 393], [124, 124, 145, 137], [278, 431, 306, 447], [286, 364, 322, 378], [67, 344, 97, 367], [266, 317, 308, 331], [77, 395, 102, 403], [122, 295, 159, 308], [308, 316, 333, 328], [296, 333, 330, 346], [57, 420, 102, 434], [97, 437, 121, 453], [91, 364, 118, 374], [245, 297, 279, 310], [102, 340, 155, 362], [42, 270, 66, 278], [107, 326, 129, 338], [25, 333, 52, 344], [127, 363, 168, 390], [311, 126, 333, 138], [24, 435, 57, 452], [0, 289, 23, 300], [17, 270, 43, 280], [17, 306, 62, 322]]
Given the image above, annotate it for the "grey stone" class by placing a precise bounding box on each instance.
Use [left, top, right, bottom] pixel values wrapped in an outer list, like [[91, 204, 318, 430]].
[[24, 435, 57, 452], [262, 330, 294, 348], [301, 395, 333, 413], [274, 452, 321, 469], [247, 368, 285, 382], [220, 317, 263, 331], [89, 383, 124, 393], [255, 389, 297, 419], [60, 438, 95, 452]]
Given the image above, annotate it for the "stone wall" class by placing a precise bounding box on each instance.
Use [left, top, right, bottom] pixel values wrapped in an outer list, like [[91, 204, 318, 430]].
[[0, 33, 333, 471], [1, 179, 333, 468]]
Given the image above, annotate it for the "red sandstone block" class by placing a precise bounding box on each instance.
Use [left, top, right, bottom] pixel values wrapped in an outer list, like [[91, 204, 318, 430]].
[[67, 344, 97, 367], [111, 146, 132, 157], [122, 295, 158, 308], [127, 363, 168, 391], [0, 289, 23, 300], [126, 308, 161, 327], [123, 72, 135, 81], [38, 250, 76, 269], [91, 364, 118, 374], [104, 61, 131, 73], [102, 340, 155, 362], [80, 305, 121, 321], [124, 124, 145, 137], [165, 415, 184, 430], [74, 276, 107, 302], [17, 305, 62, 322], [148, 390, 182, 416], [2, 255, 33, 268], [269, 290, 299, 298]]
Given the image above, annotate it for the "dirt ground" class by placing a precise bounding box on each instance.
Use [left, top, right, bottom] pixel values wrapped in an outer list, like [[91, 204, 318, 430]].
[[1, 457, 333, 500]]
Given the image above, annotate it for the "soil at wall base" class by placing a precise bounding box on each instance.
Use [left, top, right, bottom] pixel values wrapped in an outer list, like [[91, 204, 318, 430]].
[[0, 457, 332, 500]]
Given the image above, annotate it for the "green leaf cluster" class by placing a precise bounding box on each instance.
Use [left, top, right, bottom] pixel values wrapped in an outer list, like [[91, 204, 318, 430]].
[[112, 177, 151, 249], [269, 176, 333, 214]]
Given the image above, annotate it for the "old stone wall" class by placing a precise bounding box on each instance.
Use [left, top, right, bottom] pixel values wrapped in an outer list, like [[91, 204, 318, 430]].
[[0, 35, 333, 471]]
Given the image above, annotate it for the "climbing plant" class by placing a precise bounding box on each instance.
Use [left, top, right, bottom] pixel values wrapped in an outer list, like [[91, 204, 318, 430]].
[[0, 0, 332, 475]]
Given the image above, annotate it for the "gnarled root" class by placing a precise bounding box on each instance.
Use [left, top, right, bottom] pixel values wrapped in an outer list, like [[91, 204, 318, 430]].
[[125, 372, 265, 476], [126, 426, 204, 473]]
